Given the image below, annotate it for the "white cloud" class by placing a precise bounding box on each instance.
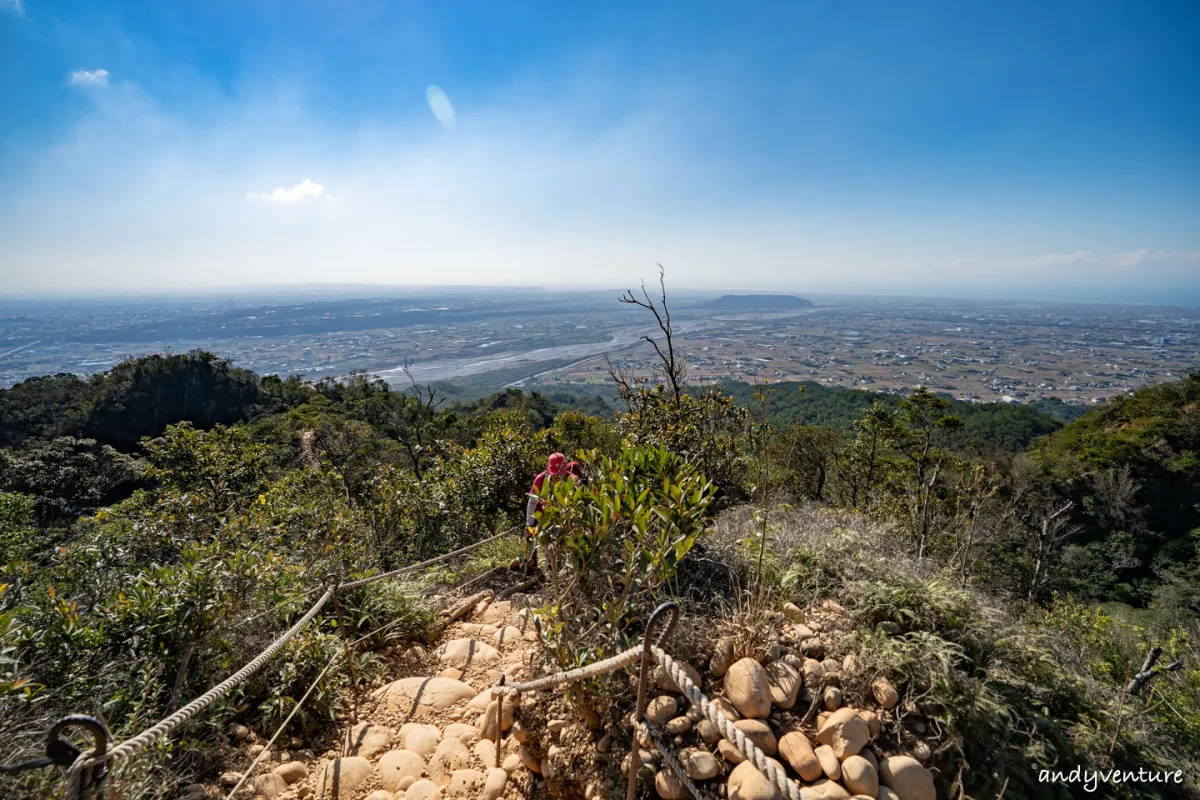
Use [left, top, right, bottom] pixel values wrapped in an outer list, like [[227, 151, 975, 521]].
[[246, 178, 326, 204], [69, 69, 110, 87], [426, 86, 456, 128], [2, 0, 24, 15]]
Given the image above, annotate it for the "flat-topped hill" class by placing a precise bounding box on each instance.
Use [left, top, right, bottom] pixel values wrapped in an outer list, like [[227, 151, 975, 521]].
[[701, 294, 814, 310]]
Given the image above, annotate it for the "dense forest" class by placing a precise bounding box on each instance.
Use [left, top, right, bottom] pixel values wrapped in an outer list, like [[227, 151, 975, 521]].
[[1, 348, 1197, 798]]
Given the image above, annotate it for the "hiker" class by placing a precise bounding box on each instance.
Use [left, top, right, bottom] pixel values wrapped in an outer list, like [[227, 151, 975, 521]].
[[523, 452, 568, 574], [565, 460, 585, 484]]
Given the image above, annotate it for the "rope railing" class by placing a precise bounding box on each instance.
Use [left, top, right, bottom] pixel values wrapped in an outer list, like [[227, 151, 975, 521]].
[[10, 525, 522, 799], [486, 602, 812, 800]]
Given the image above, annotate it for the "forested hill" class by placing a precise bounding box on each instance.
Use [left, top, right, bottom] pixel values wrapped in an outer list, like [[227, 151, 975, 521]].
[[717, 379, 1072, 452]]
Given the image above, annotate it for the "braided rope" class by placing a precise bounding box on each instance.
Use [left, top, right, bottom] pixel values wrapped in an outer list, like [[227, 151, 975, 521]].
[[69, 586, 335, 781], [340, 527, 519, 590], [493, 646, 643, 696], [638, 721, 719, 800], [652, 646, 810, 800]]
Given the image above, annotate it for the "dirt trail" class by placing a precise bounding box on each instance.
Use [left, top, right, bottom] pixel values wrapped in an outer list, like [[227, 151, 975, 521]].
[[225, 592, 546, 800]]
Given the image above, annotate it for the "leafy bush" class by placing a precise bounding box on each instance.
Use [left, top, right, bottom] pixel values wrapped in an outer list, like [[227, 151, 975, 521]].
[[533, 444, 714, 665]]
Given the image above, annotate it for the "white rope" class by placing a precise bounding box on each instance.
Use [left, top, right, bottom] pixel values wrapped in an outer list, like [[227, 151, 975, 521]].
[[493, 647, 643, 696], [652, 646, 810, 800], [70, 587, 334, 781], [340, 527, 520, 590]]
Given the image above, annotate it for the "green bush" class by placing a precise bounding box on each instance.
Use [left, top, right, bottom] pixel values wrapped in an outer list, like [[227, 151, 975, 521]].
[[533, 444, 714, 666]]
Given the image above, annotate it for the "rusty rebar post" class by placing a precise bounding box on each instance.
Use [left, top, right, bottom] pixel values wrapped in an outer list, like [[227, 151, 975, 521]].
[[494, 675, 506, 768], [330, 577, 359, 725], [625, 602, 680, 800], [54, 715, 110, 800]]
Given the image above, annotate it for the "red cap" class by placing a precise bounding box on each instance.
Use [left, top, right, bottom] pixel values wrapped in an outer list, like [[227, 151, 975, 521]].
[[548, 453, 567, 475]]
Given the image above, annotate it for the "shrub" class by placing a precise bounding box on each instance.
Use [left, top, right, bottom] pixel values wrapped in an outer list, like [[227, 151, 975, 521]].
[[532, 444, 714, 666]]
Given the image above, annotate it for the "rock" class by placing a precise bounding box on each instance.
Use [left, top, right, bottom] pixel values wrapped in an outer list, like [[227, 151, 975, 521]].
[[859, 709, 881, 740], [364, 792, 394, 800], [229, 724, 253, 742], [509, 721, 531, 743], [823, 686, 844, 711], [379, 750, 426, 792], [181, 783, 205, 799], [912, 740, 932, 764], [398, 724, 443, 759], [805, 779, 852, 799], [727, 760, 781, 800], [645, 695, 679, 726], [475, 738, 498, 767], [438, 668, 464, 681], [438, 638, 501, 665], [219, 772, 243, 787], [697, 719, 721, 743], [801, 640, 827, 660], [861, 748, 879, 772], [404, 779, 442, 800], [711, 639, 735, 678], [817, 712, 830, 730], [815, 708, 870, 759], [764, 661, 801, 710], [717, 739, 745, 764], [819, 599, 845, 615], [482, 768, 507, 800], [680, 748, 720, 780], [273, 761, 308, 785], [878, 756, 935, 800], [429, 738, 472, 786], [480, 600, 512, 624], [477, 700, 515, 739], [318, 757, 375, 799], [783, 602, 804, 621], [656, 661, 703, 694], [665, 716, 693, 735], [814, 745, 841, 780], [597, 735, 613, 753], [656, 770, 688, 799], [877, 621, 901, 635], [712, 697, 741, 721], [444, 723, 478, 745], [876, 788, 901, 800], [519, 744, 541, 774], [493, 626, 522, 648], [841, 755, 879, 797], [733, 719, 778, 756], [547, 719, 565, 735], [347, 722, 394, 760], [579, 703, 604, 730], [842, 654, 861, 674], [446, 769, 485, 797], [375, 678, 477, 714], [802, 658, 824, 687], [778, 731, 822, 781], [821, 658, 841, 675], [724, 659, 773, 719], [686, 704, 705, 722], [871, 678, 900, 710], [248, 744, 266, 758], [254, 773, 288, 798], [501, 752, 521, 773]]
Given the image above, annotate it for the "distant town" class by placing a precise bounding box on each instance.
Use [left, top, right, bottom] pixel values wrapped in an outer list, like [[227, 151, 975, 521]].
[[1, 288, 1196, 405]]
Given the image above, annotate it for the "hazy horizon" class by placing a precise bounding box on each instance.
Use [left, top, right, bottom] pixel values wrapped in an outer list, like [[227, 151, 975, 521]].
[[2, 2, 1198, 302]]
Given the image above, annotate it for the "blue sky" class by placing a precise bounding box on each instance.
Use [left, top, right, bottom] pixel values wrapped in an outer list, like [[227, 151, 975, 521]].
[[1, 1, 1198, 303]]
